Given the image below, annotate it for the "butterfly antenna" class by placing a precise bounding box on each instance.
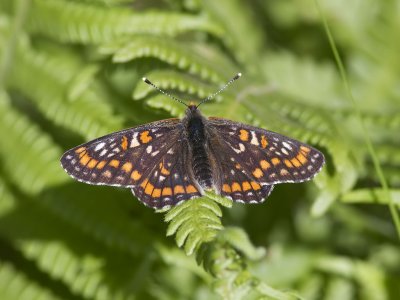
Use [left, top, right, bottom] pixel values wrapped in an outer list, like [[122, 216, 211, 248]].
[[142, 77, 188, 107], [197, 72, 242, 108]]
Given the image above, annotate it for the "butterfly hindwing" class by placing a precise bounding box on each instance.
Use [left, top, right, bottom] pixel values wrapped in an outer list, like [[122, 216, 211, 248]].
[[207, 118, 324, 202], [131, 141, 202, 209]]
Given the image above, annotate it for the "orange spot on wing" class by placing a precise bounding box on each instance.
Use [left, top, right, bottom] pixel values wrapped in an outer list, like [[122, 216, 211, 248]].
[[250, 181, 261, 190], [162, 188, 172, 196], [75, 147, 86, 154], [300, 146, 310, 153], [162, 187, 172, 196], [121, 136, 128, 150], [186, 185, 197, 193], [97, 161, 106, 169], [222, 184, 231, 193], [174, 185, 185, 194], [109, 159, 120, 168], [239, 129, 249, 141], [252, 168, 263, 178], [152, 188, 161, 197], [140, 131, 152, 144], [80, 153, 91, 165], [145, 182, 154, 195], [284, 159, 294, 168], [232, 182, 241, 192], [131, 170, 142, 181], [235, 163, 242, 169], [159, 162, 170, 175], [296, 153, 307, 164], [122, 162, 132, 173], [271, 158, 280, 165], [242, 181, 251, 191], [290, 158, 302, 167], [261, 135, 268, 148], [87, 159, 98, 169], [260, 160, 270, 170], [140, 179, 148, 188]]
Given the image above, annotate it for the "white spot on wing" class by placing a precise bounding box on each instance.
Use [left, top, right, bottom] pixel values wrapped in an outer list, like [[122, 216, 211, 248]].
[[99, 149, 108, 157], [151, 150, 160, 157], [232, 143, 245, 154], [250, 131, 259, 146], [146, 145, 153, 153], [113, 148, 120, 153], [95, 142, 105, 152], [130, 133, 140, 148], [167, 149, 174, 154], [281, 148, 289, 155], [282, 141, 292, 150]]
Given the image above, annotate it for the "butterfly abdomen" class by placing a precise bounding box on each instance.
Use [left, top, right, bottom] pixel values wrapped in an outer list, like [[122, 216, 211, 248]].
[[187, 114, 213, 189]]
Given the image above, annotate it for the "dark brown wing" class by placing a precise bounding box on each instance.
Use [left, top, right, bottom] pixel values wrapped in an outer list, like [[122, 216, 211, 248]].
[[61, 119, 200, 208], [207, 117, 325, 203], [130, 139, 202, 209]]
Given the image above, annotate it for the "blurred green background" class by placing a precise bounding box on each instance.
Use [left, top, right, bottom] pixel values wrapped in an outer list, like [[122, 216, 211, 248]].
[[0, 0, 399, 299]]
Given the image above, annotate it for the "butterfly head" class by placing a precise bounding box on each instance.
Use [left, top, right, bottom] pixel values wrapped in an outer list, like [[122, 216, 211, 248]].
[[186, 102, 202, 118]]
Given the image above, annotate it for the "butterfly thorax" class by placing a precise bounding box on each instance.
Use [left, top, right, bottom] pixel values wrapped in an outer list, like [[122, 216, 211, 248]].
[[184, 105, 213, 189]]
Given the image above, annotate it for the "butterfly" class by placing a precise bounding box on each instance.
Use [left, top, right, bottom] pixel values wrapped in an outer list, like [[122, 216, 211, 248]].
[[60, 73, 325, 209]]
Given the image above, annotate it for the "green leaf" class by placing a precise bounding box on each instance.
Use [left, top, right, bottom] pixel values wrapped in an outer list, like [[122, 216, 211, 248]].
[[165, 196, 224, 255], [341, 188, 400, 206], [0, 91, 66, 194], [28, 0, 224, 44]]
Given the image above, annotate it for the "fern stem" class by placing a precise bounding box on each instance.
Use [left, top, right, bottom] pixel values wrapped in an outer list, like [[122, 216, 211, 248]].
[[314, 0, 400, 239], [0, 0, 31, 87]]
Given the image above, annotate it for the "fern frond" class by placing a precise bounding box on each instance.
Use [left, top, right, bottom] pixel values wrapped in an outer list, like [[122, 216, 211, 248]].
[[0, 91, 66, 194], [28, 0, 223, 44], [0, 261, 62, 300], [100, 35, 238, 82], [0, 194, 152, 300], [217, 227, 265, 260], [38, 186, 155, 256], [164, 195, 230, 255], [8, 39, 123, 139], [200, 0, 265, 70]]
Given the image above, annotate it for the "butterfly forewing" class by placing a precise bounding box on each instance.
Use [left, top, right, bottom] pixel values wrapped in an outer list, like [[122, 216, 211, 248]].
[[207, 118, 325, 202], [61, 118, 203, 209]]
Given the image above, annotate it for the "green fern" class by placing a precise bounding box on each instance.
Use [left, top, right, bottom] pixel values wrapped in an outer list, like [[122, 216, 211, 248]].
[[1, 0, 399, 299], [100, 35, 238, 82], [0, 91, 66, 194], [28, 0, 224, 43]]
